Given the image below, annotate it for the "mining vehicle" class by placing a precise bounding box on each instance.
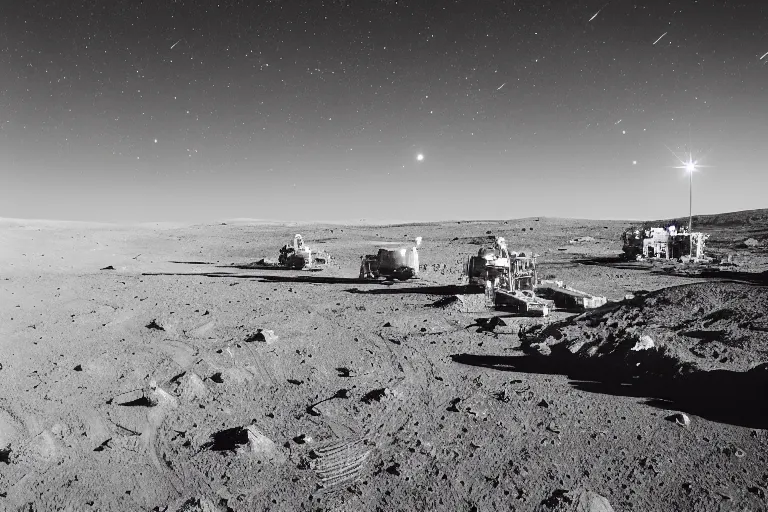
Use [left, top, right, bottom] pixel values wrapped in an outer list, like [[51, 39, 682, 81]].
[[278, 234, 329, 270], [463, 237, 550, 316], [622, 225, 709, 262]]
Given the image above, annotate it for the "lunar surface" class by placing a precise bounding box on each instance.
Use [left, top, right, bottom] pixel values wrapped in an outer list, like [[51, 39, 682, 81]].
[[1, 212, 767, 511]]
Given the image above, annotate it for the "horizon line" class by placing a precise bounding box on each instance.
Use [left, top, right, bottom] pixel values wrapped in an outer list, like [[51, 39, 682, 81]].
[[1, 207, 765, 228]]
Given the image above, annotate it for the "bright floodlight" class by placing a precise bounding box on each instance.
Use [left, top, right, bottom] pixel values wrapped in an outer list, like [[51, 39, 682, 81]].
[[685, 160, 696, 172], [416, 153, 424, 161]]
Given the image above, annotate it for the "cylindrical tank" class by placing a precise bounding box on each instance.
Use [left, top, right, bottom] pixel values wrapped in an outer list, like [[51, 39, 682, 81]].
[[377, 248, 408, 272]]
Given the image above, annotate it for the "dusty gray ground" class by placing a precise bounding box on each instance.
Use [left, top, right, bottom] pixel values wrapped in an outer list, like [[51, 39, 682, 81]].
[[1, 214, 767, 511]]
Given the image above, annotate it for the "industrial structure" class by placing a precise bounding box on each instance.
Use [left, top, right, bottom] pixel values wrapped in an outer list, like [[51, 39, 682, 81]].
[[278, 234, 329, 270], [463, 237, 550, 316], [359, 237, 421, 281], [463, 236, 608, 316], [622, 225, 708, 262]]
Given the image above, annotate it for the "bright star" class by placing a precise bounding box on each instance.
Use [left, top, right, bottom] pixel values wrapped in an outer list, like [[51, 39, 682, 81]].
[[416, 154, 424, 162]]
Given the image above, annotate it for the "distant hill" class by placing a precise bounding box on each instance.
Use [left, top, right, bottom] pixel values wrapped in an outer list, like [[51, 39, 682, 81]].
[[654, 208, 768, 228]]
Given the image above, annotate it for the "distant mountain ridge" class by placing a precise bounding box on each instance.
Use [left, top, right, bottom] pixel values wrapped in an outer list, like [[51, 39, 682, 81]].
[[655, 208, 768, 228]]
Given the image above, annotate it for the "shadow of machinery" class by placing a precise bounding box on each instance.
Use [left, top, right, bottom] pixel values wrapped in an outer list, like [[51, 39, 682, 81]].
[[650, 268, 768, 286], [346, 284, 476, 296], [450, 353, 768, 429], [571, 256, 655, 271], [220, 264, 324, 272], [142, 271, 388, 286], [573, 256, 768, 286]]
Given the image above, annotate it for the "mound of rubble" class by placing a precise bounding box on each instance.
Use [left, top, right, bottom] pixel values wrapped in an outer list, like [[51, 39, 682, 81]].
[[518, 281, 768, 426], [522, 281, 768, 376]]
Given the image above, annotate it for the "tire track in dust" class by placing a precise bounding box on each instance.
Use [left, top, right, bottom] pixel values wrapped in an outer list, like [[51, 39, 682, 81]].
[[311, 437, 371, 490]]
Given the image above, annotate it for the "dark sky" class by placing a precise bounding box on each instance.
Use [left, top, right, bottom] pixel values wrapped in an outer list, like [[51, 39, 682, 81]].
[[1, 0, 766, 223]]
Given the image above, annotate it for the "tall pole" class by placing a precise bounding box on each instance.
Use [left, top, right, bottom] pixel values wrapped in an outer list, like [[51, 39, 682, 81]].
[[689, 168, 693, 257], [689, 168, 692, 232]]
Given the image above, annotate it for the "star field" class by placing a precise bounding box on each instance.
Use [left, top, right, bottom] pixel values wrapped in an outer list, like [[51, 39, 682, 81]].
[[1, 0, 766, 222]]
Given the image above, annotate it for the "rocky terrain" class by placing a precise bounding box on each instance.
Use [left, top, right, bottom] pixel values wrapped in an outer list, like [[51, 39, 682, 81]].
[[1, 211, 767, 511]]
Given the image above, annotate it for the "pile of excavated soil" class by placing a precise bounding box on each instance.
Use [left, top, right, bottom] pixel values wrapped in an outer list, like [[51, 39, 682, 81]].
[[522, 281, 768, 376]]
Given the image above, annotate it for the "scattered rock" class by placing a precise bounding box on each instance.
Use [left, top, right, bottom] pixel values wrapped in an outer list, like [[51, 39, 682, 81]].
[[428, 295, 461, 309], [386, 462, 401, 475], [446, 398, 461, 412], [0, 444, 12, 464], [147, 380, 178, 409], [332, 388, 350, 399], [494, 389, 511, 402], [93, 438, 111, 452], [174, 372, 208, 401], [336, 367, 352, 377], [538, 399, 550, 408], [362, 388, 387, 404], [538, 489, 614, 512], [569, 236, 596, 244], [473, 316, 508, 333], [168, 497, 222, 512], [743, 238, 759, 247], [203, 427, 248, 451], [575, 490, 615, 512], [666, 412, 690, 427], [100, 265, 115, 270], [203, 424, 283, 463], [244, 425, 285, 463], [293, 433, 310, 444], [530, 342, 552, 356], [245, 329, 278, 344], [145, 319, 164, 331], [547, 422, 561, 434], [73, 364, 83, 372], [540, 488, 572, 508], [383, 322, 392, 327], [631, 335, 655, 351]]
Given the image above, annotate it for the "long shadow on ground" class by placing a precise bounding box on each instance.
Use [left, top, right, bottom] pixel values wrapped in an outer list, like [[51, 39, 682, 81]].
[[221, 264, 324, 271], [572, 256, 654, 271], [573, 257, 768, 286], [347, 284, 474, 296], [142, 272, 385, 285], [451, 353, 768, 429], [651, 269, 768, 286]]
